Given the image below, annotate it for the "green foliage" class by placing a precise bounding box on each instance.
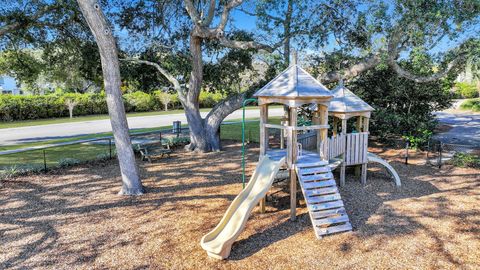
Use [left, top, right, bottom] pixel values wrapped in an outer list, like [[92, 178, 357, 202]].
[[123, 91, 155, 112], [455, 82, 479, 98], [402, 129, 432, 149], [451, 153, 480, 168], [460, 98, 480, 111], [153, 90, 178, 110], [199, 91, 224, 108], [350, 57, 454, 141], [58, 158, 81, 167], [0, 90, 226, 121]]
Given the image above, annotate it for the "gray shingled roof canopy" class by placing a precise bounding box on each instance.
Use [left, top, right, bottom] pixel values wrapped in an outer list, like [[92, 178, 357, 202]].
[[253, 65, 333, 98], [329, 84, 374, 113]]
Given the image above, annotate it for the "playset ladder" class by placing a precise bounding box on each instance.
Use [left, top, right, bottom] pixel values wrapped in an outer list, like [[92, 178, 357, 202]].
[[296, 162, 352, 238]]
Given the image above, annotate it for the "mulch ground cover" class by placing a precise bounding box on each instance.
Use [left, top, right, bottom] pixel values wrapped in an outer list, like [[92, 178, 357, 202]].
[[1, 141, 479, 269]]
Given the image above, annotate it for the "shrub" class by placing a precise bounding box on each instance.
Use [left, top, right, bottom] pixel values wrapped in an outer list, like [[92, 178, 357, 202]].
[[199, 91, 224, 108], [123, 91, 155, 112], [96, 153, 111, 161], [402, 129, 433, 149], [455, 82, 478, 98], [58, 158, 81, 167], [153, 90, 175, 111], [460, 98, 480, 111], [451, 153, 480, 168]]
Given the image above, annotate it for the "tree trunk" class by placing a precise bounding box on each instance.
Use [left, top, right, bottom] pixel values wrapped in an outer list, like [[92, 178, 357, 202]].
[[77, 0, 143, 195], [283, 0, 293, 66]]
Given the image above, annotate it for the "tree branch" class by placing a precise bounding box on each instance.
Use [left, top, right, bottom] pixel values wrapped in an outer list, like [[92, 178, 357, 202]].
[[388, 53, 466, 83], [217, 36, 274, 52], [0, 4, 55, 37], [205, 91, 247, 129], [183, 0, 201, 25], [120, 58, 186, 102], [318, 54, 383, 84], [238, 7, 283, 22], [202, 0, 216, 27], [216, 0, 244, 33]]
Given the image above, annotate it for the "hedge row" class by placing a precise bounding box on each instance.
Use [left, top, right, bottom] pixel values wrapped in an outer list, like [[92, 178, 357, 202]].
[[0, 91, 225, 121]]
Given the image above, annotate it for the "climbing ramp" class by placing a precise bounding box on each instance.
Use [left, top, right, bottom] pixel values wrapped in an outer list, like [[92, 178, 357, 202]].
[[296, 161, 352, 238]]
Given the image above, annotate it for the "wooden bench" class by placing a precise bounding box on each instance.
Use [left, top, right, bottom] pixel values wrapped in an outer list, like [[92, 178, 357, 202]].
[[136, 142, 172, 163]]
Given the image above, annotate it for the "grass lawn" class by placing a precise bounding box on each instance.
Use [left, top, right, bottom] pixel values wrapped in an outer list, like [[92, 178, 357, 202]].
[[0, 118, 282, 172], [1, 143, 479, 269], [0, 105, 279, 129]]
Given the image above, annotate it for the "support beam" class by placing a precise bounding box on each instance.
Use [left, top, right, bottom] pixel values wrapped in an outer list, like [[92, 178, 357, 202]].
[[259, 104, 268, 213], [280, 105, 288, 149], [340, 119, 347, 186], [319, 105, 328, 160], [356, 116, 363, 132], [363, 117, 370, 132], [259, 104, 268, 157], [361, 117, 370, 184], [289, 107, 298, 221], [333, 118, 338, 136]]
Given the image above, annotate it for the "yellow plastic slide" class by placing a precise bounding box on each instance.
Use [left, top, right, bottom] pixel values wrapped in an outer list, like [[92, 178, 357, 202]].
[[200, 155, 286, 259]]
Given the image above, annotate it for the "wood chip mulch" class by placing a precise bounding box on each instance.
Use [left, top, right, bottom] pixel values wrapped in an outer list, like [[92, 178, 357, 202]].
[[1, 141, 479, 269]]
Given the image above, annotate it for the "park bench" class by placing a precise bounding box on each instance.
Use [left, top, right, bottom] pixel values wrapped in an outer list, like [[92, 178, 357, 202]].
[[136, 142, 172, 163]]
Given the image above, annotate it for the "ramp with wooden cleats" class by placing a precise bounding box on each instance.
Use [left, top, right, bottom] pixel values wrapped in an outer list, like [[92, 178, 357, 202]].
[[296, 162, 352, 238]]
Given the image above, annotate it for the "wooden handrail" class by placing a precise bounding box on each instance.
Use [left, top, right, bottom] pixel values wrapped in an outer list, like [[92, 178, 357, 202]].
[[263, 123, 329, 130]]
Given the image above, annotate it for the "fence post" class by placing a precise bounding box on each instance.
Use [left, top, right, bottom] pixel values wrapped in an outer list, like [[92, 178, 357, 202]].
[[43, 149, 47, 171], [109, 139, 112, 159], [438, 142, 443, 169], [405, 141, 409, 165]]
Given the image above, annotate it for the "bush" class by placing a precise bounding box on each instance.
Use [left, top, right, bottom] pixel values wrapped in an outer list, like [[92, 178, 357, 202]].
[[455, 82, 478, 98], [123, 91, 155, 112], [0, 89, 225, 122], [460, 98, 480, 111], [0, 93, 109, 121], [451, 153, 480, 168], [58, 158, 81, 167], [199, 91, 224, 108], [402, 129, 432, 149]]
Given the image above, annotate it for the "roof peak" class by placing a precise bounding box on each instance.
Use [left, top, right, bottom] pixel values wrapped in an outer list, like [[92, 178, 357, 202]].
[[253, 65, 333, 99]]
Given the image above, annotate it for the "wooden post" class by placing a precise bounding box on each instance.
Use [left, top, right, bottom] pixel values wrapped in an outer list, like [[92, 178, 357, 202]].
[[319, 105, 328, 160], [333, 117, 338, 136], [280, 105, 288, 149], [312, 105, 321, 156], [289, 107, 298, 221], [361, 117, 370, 185], [354, 116, 362, 177], [356, 116, 363, 132], [259, 104, 268, 157], [259, 104, 268, 213], [340, 118, 347, 186], [363, 117, 370, 132]]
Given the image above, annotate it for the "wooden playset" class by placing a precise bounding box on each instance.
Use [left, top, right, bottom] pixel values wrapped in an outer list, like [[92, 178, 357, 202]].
[[201, 58, 401, 259]]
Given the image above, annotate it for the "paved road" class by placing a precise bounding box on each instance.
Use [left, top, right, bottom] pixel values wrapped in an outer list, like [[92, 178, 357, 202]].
[[434, 111, 480, 146], [0, 108, 284, 146]]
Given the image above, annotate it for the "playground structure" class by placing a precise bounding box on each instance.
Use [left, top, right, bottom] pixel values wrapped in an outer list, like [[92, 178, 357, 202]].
[[201, 60, 402, 259]]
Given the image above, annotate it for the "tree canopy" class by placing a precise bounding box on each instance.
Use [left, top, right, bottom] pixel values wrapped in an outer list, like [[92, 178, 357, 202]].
[[1, 0, 480, 151]]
